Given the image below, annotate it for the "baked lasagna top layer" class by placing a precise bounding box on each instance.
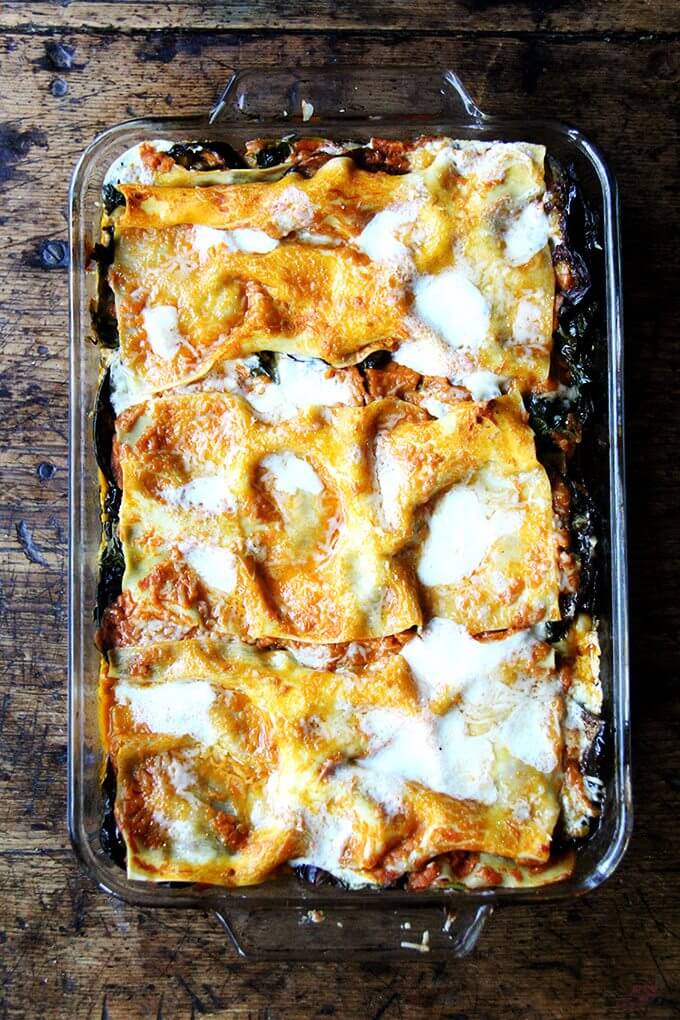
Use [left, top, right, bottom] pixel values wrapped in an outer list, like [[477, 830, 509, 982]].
[[106, 138, 555, 397], [95, 135, 602, 893], [103, 616, 600, 888], [105, 392, 560, 646]]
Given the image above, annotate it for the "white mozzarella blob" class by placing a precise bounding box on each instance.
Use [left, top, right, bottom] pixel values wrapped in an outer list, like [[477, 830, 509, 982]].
[[142, 304, 183, 360], [182, 544, 238, 592], [420, 397, 454, 419], [288, 645, 333, 670], [260, 451, 323, 495], [413, 270, 490, 351], [504, 202, 550, 266], [245, 356, 356, 422], [117, 680, 218, 744], [349, 552, 383, 609], [156, 757, 217, 864], [448, 141, 541, 185], [460, 371, 505, 401], [373, 434, 408, 529], [108, 353, 151, 413], [359, 708, 498, 806], [271, 186, 315, 233], [394, 338, 505, 402], [103, 139, 174, 187], [347, 766, 405, 816], [512, 296, 544, 344], [192, 224, 279, 259], [393, 335, 454, 378], [159, 817, 217, 864], [182, 356, 357, 421], [296, 230, 341, 246], [417, 479, 521, 587], [436, 711, 499, 803], [355, 205, 418, 277], [499, 693, 560, 774], [289, 812, 360, 883], [161, 476, 236, 514], [401, 618, 536, 702]]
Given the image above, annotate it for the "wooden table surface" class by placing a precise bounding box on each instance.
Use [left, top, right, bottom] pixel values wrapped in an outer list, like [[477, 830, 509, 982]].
[[1, 2, 679, 1017]]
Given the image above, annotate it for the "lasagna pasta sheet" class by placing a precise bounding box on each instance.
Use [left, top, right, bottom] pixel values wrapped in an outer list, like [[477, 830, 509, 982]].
[[109, 141, 554, 394], [106, 393, 559, 645], [105, 627, 565, 887]]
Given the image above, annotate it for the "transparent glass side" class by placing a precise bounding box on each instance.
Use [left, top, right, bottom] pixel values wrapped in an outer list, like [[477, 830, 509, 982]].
[[68, 68, 631, 960]]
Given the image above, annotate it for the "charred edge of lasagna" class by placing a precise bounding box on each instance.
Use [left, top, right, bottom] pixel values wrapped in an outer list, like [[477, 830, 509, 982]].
[[89, 224, 119, 349], [534, 157, 604, 647], [102, 183, 125, 215], [100, 757, 127, 869], [94, 368, 124, 625], [530, 157, 603, 453], [166, 140, 248, 172], [113, 136, 414, 181], [250, 350, 279, 384]]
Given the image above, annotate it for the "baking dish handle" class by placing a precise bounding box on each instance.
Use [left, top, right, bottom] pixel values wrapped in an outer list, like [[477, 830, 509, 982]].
[[213, 903, 492, 961], [209, 67, 486, 125]]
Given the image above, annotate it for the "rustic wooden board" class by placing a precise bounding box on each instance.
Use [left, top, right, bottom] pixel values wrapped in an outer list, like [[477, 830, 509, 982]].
[[3, 0, 680, 33], [0, 14, 679, 1020]]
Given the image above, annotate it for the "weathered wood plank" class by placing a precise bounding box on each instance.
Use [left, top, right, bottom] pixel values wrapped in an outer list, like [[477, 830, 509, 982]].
[[0, 22, 678, 1020], [0, 852, 678, 1020], [2, 0, 680, 34]]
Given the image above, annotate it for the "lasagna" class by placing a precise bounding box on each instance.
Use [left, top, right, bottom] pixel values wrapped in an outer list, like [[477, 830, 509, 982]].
[[93, 135, 603, 890]]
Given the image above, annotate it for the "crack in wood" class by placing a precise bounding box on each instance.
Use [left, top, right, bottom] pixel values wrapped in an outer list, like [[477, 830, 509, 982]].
[[0, 25, 679, 42]]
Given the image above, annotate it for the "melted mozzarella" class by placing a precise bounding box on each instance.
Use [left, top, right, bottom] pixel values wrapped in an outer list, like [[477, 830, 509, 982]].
[[513, 296, 544, 344], [271, 186, 315, 233], [461, 371, 505, 401], [413, 270, 490, 351], [181, 544, 238, 592], [142, 304, 183, 360], [401, 618, 536, 702], [288, 644, 333, 670], [374, 434, 407, 529], [417, 478, 521, 587], [260, 452, 323, 495], [420, 396, 455, 419], [394, 337, 505, 401], [349, 552, 382, 609], [436, 711, 498, 802], [349, 767, 405, 816], [296, 230, 341, 246], [117, 680, 218, 744], [393, 335, 454, 377], [290, 812, 359, 883], [355, 205, 418, 277], [359, 708, 498, 806], [504, 202, 550, 266], [192, 224, 279, 258], [161, 476, 236, 514], [449, 142, 540, 184], [159, 757, 216, 864], [500, 693, 559, 773], [245, 356, 356, 422], [104, 139, 174, 187], [160, 816, 217, 864], [108, 353, 151, 413], [256, 768, 366, 886]]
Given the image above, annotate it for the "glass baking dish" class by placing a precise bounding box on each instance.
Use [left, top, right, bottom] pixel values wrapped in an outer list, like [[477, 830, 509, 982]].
[[68, 67, 632, 960]]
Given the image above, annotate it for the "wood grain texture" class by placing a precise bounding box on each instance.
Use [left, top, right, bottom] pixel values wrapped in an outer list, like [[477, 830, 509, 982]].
[[2, 0, 680, 34], [0, 9, 679, 1019]]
